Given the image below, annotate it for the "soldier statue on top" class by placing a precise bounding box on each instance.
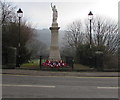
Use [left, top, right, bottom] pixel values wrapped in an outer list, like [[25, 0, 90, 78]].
[[51, 3, 58, 23]]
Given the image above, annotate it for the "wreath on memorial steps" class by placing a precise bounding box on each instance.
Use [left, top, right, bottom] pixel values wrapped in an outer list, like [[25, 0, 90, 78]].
[[42, 60, 67, 68]]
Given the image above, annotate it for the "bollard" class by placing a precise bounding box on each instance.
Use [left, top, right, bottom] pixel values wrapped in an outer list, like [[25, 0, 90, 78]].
[[71, 59, 74, 71], [39, 56, 42, 70]]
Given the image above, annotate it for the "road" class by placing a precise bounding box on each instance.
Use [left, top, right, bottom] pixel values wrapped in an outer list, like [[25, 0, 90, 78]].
[[2, 74, 119, 98]]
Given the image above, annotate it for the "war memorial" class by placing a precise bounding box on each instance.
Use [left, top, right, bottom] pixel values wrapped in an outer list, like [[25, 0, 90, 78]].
[[41, 3, 69, 68], [49, 3, 61, 61]]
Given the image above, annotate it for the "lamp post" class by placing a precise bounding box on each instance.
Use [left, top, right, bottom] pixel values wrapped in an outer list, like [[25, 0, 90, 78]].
[[88, 11, 93, 48], [17, 8, 23, 67]]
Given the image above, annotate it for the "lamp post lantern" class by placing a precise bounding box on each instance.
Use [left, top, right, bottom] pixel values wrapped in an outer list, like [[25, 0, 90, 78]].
[[17, 8, 23, 67], [88, 11, 93, 48]]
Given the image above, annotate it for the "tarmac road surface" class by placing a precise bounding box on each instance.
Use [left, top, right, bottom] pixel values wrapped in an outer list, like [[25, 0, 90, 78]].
[[2, 74, 119, 98]]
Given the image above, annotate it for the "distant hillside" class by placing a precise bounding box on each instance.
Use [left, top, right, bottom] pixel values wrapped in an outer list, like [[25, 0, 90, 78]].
[[35, 28, 65, 47]]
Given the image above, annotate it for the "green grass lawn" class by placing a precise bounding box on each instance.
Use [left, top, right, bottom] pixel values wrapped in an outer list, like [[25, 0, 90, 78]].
[[21, 59, 39, 67], [22, 59, 47, 66]]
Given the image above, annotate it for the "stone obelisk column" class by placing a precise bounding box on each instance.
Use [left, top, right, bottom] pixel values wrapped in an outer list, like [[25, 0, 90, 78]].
[[49, 3, 61, 61]]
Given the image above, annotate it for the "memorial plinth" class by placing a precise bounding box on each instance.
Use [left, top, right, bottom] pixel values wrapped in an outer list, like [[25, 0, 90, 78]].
[[49, 22, 61, 61]]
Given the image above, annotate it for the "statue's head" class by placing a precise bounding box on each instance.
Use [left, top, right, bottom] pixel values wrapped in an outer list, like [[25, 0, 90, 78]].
[[54, 5, 56, 8]]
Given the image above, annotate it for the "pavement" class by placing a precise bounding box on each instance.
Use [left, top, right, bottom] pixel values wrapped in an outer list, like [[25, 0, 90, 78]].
[[1, 69, 119, 77]]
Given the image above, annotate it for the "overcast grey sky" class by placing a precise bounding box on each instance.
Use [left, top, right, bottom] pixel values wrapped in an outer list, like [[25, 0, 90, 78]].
[[9, 0, 119, 30]]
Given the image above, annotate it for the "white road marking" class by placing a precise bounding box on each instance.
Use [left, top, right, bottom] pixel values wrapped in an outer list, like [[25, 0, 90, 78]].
[[97, 87, 119, 89], [1, 84, 56, 88]]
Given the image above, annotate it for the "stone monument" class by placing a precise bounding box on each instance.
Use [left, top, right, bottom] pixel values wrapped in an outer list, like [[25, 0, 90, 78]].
[[49, 3, 61, 61]]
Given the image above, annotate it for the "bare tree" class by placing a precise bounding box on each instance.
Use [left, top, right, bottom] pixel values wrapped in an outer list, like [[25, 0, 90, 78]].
[[84, 17, 118, 54], [63, 20, 85, 50], [1, 1, 37, 63], [0, 1, 17, 24], [62, 17, 118, 61]]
